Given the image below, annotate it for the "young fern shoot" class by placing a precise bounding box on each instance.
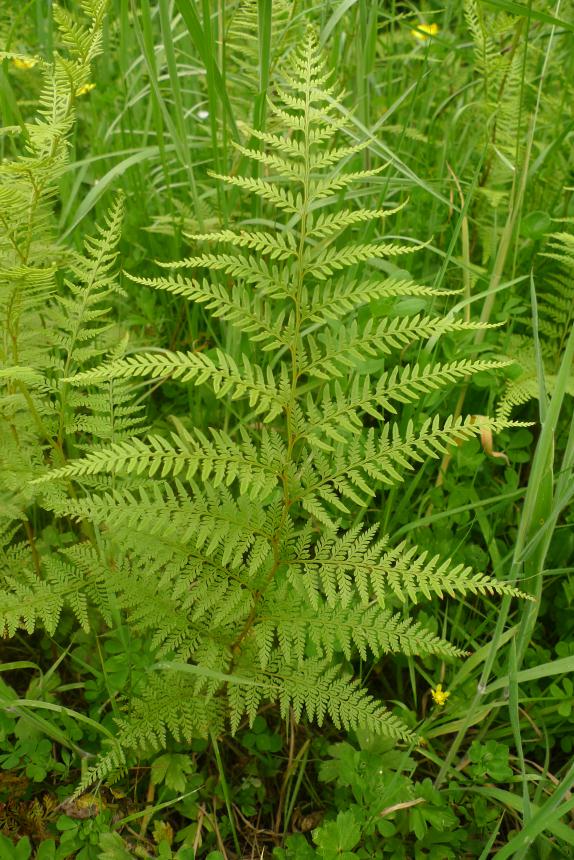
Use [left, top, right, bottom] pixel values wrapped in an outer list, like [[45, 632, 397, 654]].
[[0, 2, 111, 583], [37, 32, 525, 789]]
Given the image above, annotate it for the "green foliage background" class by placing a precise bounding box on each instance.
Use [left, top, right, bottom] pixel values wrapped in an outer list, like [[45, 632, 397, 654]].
[[0, 1, 573, 857]]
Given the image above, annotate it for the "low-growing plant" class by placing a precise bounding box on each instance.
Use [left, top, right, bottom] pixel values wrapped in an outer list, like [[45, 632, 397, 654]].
[[6, 3, 574, 856], [2, 28, 524, 791]]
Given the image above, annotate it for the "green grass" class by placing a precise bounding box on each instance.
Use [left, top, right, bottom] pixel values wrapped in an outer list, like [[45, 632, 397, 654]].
[[1, 1, 573, 857]]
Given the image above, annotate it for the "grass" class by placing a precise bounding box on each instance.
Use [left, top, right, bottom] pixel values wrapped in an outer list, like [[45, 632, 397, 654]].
[[1, 0, 573, 857]]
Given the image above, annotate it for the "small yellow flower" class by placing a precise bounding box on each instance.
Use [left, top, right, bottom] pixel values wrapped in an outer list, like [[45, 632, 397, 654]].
[[12, 56, 38, 70], [430, 683, 450, 707], [412, 22, 439, 42], [76, 82, 96, 97]]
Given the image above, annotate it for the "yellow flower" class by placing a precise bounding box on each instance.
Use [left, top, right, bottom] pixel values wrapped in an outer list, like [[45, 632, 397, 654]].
[[12, 56, 38, 70], [76, 82, 96, 97], [430, 683, 450, 707], [412, 22, 439, 41]]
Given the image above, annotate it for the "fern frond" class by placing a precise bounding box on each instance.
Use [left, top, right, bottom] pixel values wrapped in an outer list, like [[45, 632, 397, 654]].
[[158, 252, 293, 297], [310, 166, 387, 201], [497, 226, 574, 417], [48, 480, 272, 558], [303, 237, 426, 279], [66, 350, 286, 420], [231, 142, 305, 180], [38, 427, 283, 500], [207, 173, 298, 213], [12, 25, 523, 792], [259, 602, 465, 666], [75, 674, 223, 796], [301, 276, 454, 324], [372, 540, 527, 604], [307, 203, 407, 241], [300, 415, 494, 514], [224, 0, 297, 129], [300, 316, 495, 379], [185, 228, 298, 260], [304, 360, 509, 442], [464, 0, 527, 262], [0, 577, 63, 637], [125, 273, 290, 348], [288, 520, 522, 602], [268, 659, 415, 739]]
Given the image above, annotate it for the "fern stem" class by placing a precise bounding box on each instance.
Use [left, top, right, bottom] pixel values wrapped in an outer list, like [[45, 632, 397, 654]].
[[22, 519, 42, 578], [231, 43, 314, 658]]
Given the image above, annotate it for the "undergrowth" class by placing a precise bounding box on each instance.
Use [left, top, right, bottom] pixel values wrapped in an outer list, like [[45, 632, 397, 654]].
[[0, 1, 573, 858]]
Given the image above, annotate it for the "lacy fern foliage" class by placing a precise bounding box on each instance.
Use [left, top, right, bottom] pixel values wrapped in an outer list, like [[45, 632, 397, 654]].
[[0, 3, 145, 650], [3, 29, 523, 791], [0, 1, 109, 510], [498, 222, 574, 419]]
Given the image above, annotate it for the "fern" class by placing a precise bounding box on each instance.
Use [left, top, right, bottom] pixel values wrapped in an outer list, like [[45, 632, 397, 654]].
[[0, 0, 111, 495], [498, 222, 574, 420], [0, 3, 147, 643], [2, 28, 525, 793], [464, 0, 527, 264]]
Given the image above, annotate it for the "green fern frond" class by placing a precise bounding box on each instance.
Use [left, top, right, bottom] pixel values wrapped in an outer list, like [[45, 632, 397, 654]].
[[0, 577, 64, 637], [299, 416, 498, 518], [302, 237, 427, 279], [306, 203, 407, 241], [0, 1, 111, 538], [498, 226, 574, 418], [186, 228, 298, 260], [310, 166, 387, 202], [300, 317, 496, 380], [282, 521, 527, 612], [302, 276, 455, 324], [257, 603, 466, 665], [224, 0, 297, 128], [464, 0, 527, 263], [158, 252, 293, 298], [266, 659, 414, 739], [126, 273, 289, 349], [66, 349, 286, 420], [207, 173, 298, 213], [38, 426, 283, 500], [19, 27, 523, 788], [305, 360, 511, 442]]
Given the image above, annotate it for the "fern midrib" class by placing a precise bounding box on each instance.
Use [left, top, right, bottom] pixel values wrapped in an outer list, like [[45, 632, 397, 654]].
[[230, 51, 316, 660]]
